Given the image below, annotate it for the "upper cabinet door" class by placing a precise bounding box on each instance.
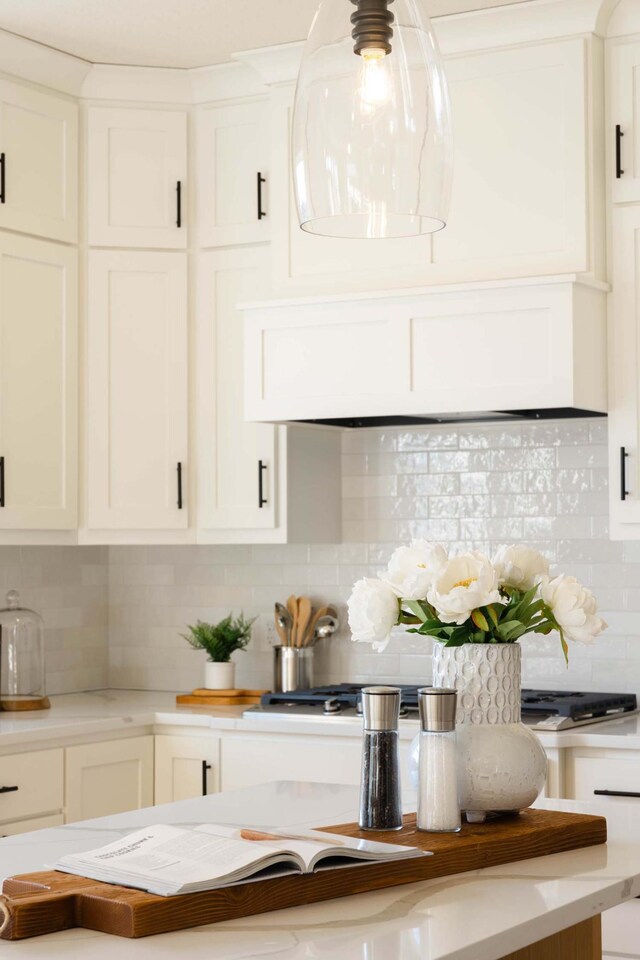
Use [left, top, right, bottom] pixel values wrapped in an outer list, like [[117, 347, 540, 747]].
[[273, 37, 596, 295], [88, 107, 187, 249], [196, 246, 277, 533], [87, 250, 188, 530], [0, 80, 78, 243], [611, 40, 640, 204], [195, 101, 270, 247], [432, 38, 591, 280], [0, 235, 77, 529]]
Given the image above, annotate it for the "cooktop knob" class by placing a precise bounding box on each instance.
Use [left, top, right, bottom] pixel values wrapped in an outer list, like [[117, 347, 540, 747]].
[[323, 697, 342, 714]]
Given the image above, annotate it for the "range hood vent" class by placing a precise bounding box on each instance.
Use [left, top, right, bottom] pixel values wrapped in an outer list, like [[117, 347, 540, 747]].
[[243, 276, 608, 427], [300, 409, 607, 429]]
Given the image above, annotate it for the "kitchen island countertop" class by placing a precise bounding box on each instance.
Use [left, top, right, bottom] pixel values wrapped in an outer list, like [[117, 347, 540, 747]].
[[0, 781, 638, 960]]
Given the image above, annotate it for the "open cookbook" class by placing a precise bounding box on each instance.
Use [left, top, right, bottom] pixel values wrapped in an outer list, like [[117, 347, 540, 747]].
[[54, 823, 429, 897]]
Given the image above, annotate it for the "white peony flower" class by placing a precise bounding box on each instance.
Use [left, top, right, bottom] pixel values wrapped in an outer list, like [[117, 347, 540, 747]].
[[493, 544, 549, 592], [382, 540, 448, 600], [427, 551, 503, 625], [538, 575, 607, 645], [348, 578, 399, 651]]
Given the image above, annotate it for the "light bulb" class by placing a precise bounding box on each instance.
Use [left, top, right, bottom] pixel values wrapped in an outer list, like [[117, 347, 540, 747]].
[[359, 47, 391, 112]]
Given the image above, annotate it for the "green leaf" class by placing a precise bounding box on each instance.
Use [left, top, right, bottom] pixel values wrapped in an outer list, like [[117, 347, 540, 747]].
[[485, 604, 499, 628], [403, 600, 429, 623], [471, 609, 489, 632]]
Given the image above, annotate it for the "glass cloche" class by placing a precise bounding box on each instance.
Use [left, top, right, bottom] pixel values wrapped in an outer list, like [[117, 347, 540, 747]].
[[0, 591, 49, 711]]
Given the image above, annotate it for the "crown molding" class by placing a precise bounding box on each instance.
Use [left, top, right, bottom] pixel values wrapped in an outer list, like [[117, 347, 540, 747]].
[[607, 0, 640, 38], [81, 64, 192, 103], [0, 0, 623, 106], [0, 28, 90, 97]]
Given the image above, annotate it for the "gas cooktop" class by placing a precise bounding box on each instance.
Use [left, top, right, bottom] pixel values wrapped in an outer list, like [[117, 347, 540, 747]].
[[244, 685, 638, 730]]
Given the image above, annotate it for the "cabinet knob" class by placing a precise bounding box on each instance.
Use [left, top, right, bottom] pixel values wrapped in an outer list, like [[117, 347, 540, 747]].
[[0, 786, 18, 795], [202, 761, 212, 796]]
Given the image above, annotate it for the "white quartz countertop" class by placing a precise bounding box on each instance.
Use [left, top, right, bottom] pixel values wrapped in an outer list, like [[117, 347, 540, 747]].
[[1, 690, 640, 751], [0, 781, 638, 960]]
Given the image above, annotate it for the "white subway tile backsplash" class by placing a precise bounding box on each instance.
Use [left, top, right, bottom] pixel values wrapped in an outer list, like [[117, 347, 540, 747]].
[[4, 417, 638, 699]]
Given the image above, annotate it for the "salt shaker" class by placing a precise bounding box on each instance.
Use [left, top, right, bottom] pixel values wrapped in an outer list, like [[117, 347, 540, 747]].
[[359, 686, 403, 831], [417, 687, 461, 833]]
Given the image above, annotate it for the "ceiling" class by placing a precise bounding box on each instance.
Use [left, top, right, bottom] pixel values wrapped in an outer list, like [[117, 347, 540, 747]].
[[0, 0, 531, 69]]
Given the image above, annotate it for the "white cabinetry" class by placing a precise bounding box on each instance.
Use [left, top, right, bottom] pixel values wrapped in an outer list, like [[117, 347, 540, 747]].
[[86, 250, 188, 532], [272, 37, 601, 296], [65, 736, 154, 823], [0, 814, 64, 837], [155, 734, 219, 804], [0, 748, 63, 826], [610, 39, 640, 203], [608, 206, 640, 537], [87, 107, 187, 248], [197, 247, 342, 543], [195, 101, 270, 247], [0, 234, 77, 530], [0, 79, 77, 243], [245, 278, 607, 423], [220, 733, 412, 794]]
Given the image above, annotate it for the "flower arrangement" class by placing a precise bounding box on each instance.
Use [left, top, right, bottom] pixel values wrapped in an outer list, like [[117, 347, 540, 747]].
[[348, 542, 606, 661]]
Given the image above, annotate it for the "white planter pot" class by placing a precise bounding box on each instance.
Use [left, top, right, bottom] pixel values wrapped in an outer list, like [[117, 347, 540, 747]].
[[431, 643, 547, 823], [204, 660, 235, 690]]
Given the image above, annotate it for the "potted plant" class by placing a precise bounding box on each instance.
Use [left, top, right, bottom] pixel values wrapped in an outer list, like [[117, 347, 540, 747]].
[[182, 614, 255, 690]]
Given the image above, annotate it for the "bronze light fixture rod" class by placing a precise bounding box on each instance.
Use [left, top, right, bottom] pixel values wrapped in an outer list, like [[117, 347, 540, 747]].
[[350, 0, 395, 57]]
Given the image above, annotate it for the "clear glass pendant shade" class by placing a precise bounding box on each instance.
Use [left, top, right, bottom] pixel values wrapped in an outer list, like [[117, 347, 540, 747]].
[[292, 0, 453, 239]]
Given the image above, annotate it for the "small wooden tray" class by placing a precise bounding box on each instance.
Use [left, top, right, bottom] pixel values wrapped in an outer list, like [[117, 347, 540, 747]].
[[176, 688, 268, 707], [0, 808, 606, 941]]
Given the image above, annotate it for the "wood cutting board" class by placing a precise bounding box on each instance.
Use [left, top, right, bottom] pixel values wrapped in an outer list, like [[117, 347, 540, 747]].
[[176, 688, 268, 707], [0, 808, 606, 941]]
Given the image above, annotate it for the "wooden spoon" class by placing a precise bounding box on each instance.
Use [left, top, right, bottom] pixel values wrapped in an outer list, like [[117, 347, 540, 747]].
[[286, 595, 298, 648], [296, 596, 312, 648]]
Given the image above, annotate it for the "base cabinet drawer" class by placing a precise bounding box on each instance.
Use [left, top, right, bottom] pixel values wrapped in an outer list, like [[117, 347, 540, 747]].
[[0, 749, 63, 823], [566, 752, 640, 803], [0, 813, 64, 837]]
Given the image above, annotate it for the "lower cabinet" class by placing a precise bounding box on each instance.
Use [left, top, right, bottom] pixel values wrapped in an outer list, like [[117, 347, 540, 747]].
[[0, 748, 64, 826], [220, 733, 413, 794], [154, 734, 219, 804], [65, 736, 154, 823]]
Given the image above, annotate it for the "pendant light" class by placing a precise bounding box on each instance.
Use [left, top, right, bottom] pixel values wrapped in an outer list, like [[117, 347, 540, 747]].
[[292, 0, 453, 239]]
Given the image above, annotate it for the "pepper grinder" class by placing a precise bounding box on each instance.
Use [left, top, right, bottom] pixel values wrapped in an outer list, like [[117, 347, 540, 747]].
[[417, 687, 461, 833], [359, 686, 403, 831]]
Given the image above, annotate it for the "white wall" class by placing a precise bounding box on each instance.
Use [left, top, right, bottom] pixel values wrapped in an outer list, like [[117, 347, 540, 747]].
[[107, 417, 636, 696]]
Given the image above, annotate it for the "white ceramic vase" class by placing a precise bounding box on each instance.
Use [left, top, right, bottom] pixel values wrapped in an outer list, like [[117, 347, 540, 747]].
[[204, 660, 235, 690], [432, 643, 547, 823]]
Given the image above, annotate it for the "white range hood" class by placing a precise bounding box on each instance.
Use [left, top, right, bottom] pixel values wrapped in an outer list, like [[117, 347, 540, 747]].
[[243, 275, 607, 425]]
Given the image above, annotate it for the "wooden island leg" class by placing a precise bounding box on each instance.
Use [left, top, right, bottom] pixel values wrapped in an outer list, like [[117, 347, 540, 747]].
[[500, 916, 601, 960]]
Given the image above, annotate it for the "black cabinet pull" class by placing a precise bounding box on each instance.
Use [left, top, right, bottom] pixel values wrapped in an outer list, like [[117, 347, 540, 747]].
[[257, 172, 266, 220], [202, 761, 212, 796], [177, 461, 183, 510], [0, 153, 6, 204], [594, 789, 640, 798], [258, 460, 267, 508], [616, 124, 625, 179], [0, 786, 18, 795], [621, 446, 629, 501], [0, 456, 4, 508], [176, 180, 182, 228]]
